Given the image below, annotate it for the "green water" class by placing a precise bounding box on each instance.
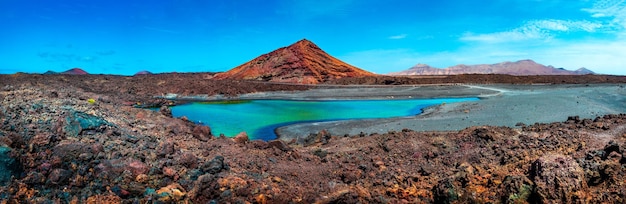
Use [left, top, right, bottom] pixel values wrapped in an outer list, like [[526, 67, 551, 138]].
[[170, 98, 478, 140]]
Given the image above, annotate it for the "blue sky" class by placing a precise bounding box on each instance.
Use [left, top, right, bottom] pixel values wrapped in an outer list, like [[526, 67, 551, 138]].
[[1, 0, 625, 75]]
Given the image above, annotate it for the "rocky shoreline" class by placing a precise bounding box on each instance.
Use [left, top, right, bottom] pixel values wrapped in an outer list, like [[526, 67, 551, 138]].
[[1, 73, 626, 203]]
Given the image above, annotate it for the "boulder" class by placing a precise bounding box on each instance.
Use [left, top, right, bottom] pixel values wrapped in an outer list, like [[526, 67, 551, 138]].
[[47, 168, 72, 185], [0, 146, 22, 185], [268, 140, 292, 152], [159, 106, 172, 117], [192, 125, 212, 142], [529, 154, 588, 203], [201, 156, 228, 174], [432, 178, 460, 204], [498, 175, 534, 203], [60, 110, 113, 137], [233, 132, 249, 144]]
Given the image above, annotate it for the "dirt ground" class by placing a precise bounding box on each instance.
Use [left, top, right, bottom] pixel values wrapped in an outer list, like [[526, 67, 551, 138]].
[[1, 73, 626, 203]]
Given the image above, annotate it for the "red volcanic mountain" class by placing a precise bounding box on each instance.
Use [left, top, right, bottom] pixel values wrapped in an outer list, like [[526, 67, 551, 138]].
[[214, 39, 376, 84], [389, 60, 595, 76], [61, 68, 89, 75]]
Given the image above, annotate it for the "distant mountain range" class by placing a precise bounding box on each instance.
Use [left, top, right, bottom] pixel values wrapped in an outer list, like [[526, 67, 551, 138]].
[[39, 51, 595, 80], [43, 69, 155, 76], [44, 68, 89, 75], [389, 60, 594, 76], [214, 39, 376, 84]]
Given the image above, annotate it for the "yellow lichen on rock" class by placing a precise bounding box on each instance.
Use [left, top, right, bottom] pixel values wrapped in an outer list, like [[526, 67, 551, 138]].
[[156, 183, 187, 202], [85, 195, 122, 204]]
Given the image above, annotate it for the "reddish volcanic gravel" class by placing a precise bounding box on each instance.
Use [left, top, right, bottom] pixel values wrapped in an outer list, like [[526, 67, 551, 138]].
[[0, 73, 626, 203], [1, 73, 311, 107]]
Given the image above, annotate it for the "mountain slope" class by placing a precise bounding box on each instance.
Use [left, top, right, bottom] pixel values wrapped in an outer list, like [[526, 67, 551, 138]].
[[214, 39, 376, 84], [390, 60, 594, 76]]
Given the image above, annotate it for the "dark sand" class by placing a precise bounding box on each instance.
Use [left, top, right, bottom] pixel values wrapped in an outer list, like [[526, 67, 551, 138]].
[[275, 84, 626, 141]]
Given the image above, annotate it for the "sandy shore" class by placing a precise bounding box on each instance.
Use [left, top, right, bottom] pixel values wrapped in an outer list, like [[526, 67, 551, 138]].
[[275, 84, 626, 141]]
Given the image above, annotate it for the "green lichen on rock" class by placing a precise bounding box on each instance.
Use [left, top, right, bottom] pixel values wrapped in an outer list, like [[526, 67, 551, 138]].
[[506, 184, 532, 203], [63, 110, 113, 137], [499, 175, 534, 203], [433, 178, 459, 204], [0, 146, 21, 186]]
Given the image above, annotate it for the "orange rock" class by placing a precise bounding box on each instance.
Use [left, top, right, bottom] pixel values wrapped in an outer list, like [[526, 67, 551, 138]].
[[16, 183, 36, 199], [163, 167, 177, 177], [135, 174, 148, 183], [256, 194, 268, 204], [271, 176, 282, 183], [86, 195, 122, 204], [353, 185, 371, 199], [233, 132, 249, 143]]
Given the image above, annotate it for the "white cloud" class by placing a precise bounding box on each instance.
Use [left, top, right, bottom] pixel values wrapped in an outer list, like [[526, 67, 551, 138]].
[[582, 0, 626, 33], [461, 19, 603, 43], [534, 20, 569, 31], [388, 34, 407, 40], [460, 29, 548, 43]]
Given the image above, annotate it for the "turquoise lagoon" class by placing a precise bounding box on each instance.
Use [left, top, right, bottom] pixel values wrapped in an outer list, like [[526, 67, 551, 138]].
[[170, 98, 479, 140]]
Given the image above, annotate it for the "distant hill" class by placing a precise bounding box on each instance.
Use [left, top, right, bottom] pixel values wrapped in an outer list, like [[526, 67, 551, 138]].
[[44, 68, 89, 75], [214, 39, 376, 84], [573, 68, 594, 75], [389, 60, 595, 76], [61, 68, 88, 75], [134, 70, 153, 75]]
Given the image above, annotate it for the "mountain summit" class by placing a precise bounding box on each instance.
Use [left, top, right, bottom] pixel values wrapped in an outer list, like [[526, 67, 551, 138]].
[[214, 39, 375, 84]]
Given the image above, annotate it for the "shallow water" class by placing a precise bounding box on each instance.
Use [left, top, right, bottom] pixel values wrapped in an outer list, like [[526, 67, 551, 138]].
[[170, 98, 479, 140]]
